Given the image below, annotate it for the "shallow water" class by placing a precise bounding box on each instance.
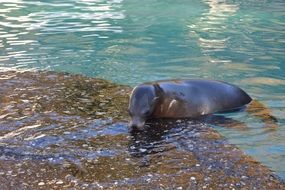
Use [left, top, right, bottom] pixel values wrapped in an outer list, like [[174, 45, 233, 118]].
[[0, 0, 284, 182]]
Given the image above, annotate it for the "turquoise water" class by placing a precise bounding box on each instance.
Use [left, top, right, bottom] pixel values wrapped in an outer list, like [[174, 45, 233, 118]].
[[0, 0, 284, 179]]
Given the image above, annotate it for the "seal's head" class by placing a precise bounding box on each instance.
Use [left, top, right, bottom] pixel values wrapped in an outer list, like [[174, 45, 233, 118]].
[[128, 84, 160, 130]]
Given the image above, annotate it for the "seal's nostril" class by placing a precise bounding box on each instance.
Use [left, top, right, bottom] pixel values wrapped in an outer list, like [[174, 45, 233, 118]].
[[129, 121, 137, 129], [129, 118, 145, 130]]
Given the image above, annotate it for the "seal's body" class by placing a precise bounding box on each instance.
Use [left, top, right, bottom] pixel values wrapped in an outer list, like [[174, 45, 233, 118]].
[[128, 79, 252, 129]]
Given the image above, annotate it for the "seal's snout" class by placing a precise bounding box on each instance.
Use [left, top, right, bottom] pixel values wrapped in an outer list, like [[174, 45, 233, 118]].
[[129, 117, 145, 130]]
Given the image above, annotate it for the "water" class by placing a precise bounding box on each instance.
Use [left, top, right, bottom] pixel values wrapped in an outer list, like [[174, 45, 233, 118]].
[[0, 0, 284, 183]]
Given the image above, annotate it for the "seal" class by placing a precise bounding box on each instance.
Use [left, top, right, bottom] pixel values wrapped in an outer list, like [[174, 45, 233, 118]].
[[128, 79, 252, 129]]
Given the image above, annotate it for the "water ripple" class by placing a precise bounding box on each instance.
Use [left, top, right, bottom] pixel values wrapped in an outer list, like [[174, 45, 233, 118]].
[[0, 0, 125, 71]]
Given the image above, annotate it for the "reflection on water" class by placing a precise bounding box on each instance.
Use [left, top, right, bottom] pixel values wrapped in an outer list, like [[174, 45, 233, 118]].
[[188, 0, 284, 82], [0, 0, 284, 83], [0, 71, 284, 189], [0, 0, 125, 76], [190, 0, 239, 53]]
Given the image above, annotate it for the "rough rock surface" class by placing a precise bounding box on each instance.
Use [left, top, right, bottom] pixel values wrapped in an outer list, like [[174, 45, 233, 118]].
[[0, 71, 284, 189]]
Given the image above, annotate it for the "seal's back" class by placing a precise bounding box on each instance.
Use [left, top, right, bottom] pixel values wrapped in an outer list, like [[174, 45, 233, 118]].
[[152, 79, 252, 118]]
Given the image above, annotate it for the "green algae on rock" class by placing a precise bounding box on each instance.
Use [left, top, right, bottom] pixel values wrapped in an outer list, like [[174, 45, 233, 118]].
[[0, 70, 131, 121]]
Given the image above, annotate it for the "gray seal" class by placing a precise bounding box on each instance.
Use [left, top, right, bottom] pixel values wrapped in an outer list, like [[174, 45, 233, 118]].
[[128, 79, 252, 129]]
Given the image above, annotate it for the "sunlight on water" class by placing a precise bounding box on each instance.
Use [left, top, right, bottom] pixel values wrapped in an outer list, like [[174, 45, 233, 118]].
[[0, 0, 284, 184]]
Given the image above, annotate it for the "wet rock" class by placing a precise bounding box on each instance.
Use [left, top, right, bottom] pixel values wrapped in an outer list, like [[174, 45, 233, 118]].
[[0, 71, 284, 189]]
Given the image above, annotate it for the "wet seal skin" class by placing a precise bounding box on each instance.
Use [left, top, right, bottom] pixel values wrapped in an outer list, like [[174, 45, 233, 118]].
[[128, 79, 252, 130]]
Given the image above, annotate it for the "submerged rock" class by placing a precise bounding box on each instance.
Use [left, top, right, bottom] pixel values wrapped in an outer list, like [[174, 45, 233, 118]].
[[0, 70, 284, 189]]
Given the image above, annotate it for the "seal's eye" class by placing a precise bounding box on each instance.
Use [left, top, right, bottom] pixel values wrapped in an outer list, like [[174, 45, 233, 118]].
[[143, 110, 151, 116]]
